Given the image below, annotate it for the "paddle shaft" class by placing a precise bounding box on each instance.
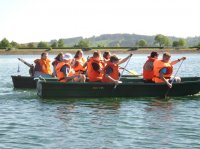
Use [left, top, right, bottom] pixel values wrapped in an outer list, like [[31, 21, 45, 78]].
[[119, 66, 135, 75], [17, 63, 20, 73], [18, 58, 34, 68], [18, 58, 35, 76], [165, 60, 185, 97], [114, 55, 132, 89]]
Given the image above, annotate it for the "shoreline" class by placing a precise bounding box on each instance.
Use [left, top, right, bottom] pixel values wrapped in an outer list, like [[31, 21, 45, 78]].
[[0, 48, 199, 55]]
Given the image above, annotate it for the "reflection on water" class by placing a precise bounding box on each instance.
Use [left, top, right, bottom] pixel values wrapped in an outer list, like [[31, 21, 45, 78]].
[[0, 54, 200, 148]]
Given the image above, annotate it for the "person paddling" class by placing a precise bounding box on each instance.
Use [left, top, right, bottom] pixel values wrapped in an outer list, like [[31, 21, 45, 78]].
[[143, 51, 159, 82], [34, 52, 53, 78], [152, 52, 186, 88], [56, 53, 86, 83], [102, 54, 133, 84]]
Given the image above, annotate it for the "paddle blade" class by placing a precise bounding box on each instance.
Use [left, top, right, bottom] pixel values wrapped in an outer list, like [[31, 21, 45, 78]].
[[129, 70, 138, 75]]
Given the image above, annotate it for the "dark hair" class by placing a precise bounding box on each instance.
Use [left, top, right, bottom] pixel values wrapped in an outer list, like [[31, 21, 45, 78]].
[[150, 51, 159, 58], [54, 52, 63, 61], [110, 55, 119, 62], [93, 51, 100, 58], [103, 51, 111, 59], [41, 52, 47, 57], [74, 50, 83, 58], [163, 52, 171, 57]]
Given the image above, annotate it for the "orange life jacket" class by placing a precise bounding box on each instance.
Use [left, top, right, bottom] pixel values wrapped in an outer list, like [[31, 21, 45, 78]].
[[143, 57, 157, 81], [87, 57, 104, 82], [73, 57, 87, 74], [152, 60, 173, 83], [102, 61, 119, 83], [56, 61, 74, 82], [34, 58, 52, 75]]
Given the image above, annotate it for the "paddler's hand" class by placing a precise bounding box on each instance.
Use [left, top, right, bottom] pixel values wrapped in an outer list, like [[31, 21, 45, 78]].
[[180, 57, 186, 61], [167, 82, 172, 88], [129, 53, 133, 57], [114, 80, 122, 85]]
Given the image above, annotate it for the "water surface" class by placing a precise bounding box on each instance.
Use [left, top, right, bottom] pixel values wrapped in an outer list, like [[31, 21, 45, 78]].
[[0, 53, 200, 148]]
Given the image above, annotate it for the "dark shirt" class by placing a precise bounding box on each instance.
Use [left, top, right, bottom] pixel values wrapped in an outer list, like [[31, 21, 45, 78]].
[[105, 66, 113, 75], [92, 62, 100, 71], [60, 65, 70, 75]]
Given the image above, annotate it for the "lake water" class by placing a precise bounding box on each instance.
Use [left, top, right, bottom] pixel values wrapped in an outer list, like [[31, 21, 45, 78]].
[[0, 53, 200, 149]]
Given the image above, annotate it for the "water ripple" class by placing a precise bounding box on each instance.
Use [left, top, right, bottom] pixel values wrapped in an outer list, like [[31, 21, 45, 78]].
[[0, 54, 200, 148]]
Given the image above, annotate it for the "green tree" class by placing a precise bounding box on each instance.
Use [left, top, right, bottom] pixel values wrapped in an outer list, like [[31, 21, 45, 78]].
[[0, 38, 11, 48], [27, 42, 35, 48], [19, 44, 26, 48], [37, 41, 49, 48], [172, 41, 179, 47], [58, 39, 64, 48], [172, 38, 187, 48], [51, 41, 58, 48], [154, 34, 171, 47], [10, 41, 19, 48], [75, 39, 90, 48], [165, 37, 172, 47], [178, 38, 187, 47], [97, 43, 105, 48], [137, 39, 147, 47]]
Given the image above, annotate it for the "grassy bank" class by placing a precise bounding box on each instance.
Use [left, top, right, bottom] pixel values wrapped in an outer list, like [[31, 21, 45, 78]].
[[0, 48, 199, 55]]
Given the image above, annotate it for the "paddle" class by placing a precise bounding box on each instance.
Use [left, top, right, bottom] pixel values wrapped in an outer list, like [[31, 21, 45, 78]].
[[114, 55, 132, 89], [119, 66, 141, 76], [18, 58, 35, 76], [17, 63, 20, 73], [164, 59, 185, 98]]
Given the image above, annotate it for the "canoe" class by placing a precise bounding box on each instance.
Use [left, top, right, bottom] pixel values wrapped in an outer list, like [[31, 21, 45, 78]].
[[11, 75, 57, 89], [11, 75, 37, 89], [11, 74, 141, 89], [36, 77, 200, 98]]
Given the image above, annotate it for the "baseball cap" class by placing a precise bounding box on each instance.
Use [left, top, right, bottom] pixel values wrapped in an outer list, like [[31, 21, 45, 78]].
[[63, 53, 73, 60]]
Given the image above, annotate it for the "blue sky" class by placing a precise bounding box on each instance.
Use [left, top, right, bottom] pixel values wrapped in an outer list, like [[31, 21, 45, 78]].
[[0, 0, 200, 43]]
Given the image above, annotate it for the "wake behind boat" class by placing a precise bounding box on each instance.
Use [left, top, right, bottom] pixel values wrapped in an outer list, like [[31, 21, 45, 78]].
[[36, 77, 200, 98]]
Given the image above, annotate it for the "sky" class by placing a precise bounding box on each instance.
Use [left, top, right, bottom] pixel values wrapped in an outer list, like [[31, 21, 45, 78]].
[[0, 0, 200, 43]]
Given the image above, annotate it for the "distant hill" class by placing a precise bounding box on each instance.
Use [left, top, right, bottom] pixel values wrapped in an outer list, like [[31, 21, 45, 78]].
[[50, 33, 200, 47]]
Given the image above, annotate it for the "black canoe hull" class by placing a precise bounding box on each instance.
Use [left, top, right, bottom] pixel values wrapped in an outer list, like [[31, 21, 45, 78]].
[[11, 75, 140, 89], [11, 76, 36, 89], [37, 77, 200, 98]]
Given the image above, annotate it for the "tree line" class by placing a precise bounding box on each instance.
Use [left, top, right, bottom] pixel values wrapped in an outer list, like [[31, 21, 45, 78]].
[[1, 34, 200, 49]]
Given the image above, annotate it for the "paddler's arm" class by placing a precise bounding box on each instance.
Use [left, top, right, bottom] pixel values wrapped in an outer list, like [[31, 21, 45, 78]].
[[105, 74, 122, 84], [170, 57, 186, 65], [61, 65, 80, 82], [52, 65, 57, 77], [65, 74, 81, 82], [159, 71, 172, 88], [117, 53, 133, 65], [105, 67, 122, 84]]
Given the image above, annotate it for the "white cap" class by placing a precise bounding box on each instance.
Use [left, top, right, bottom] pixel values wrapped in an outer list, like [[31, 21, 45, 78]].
[[63, 53, 73, 60]]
